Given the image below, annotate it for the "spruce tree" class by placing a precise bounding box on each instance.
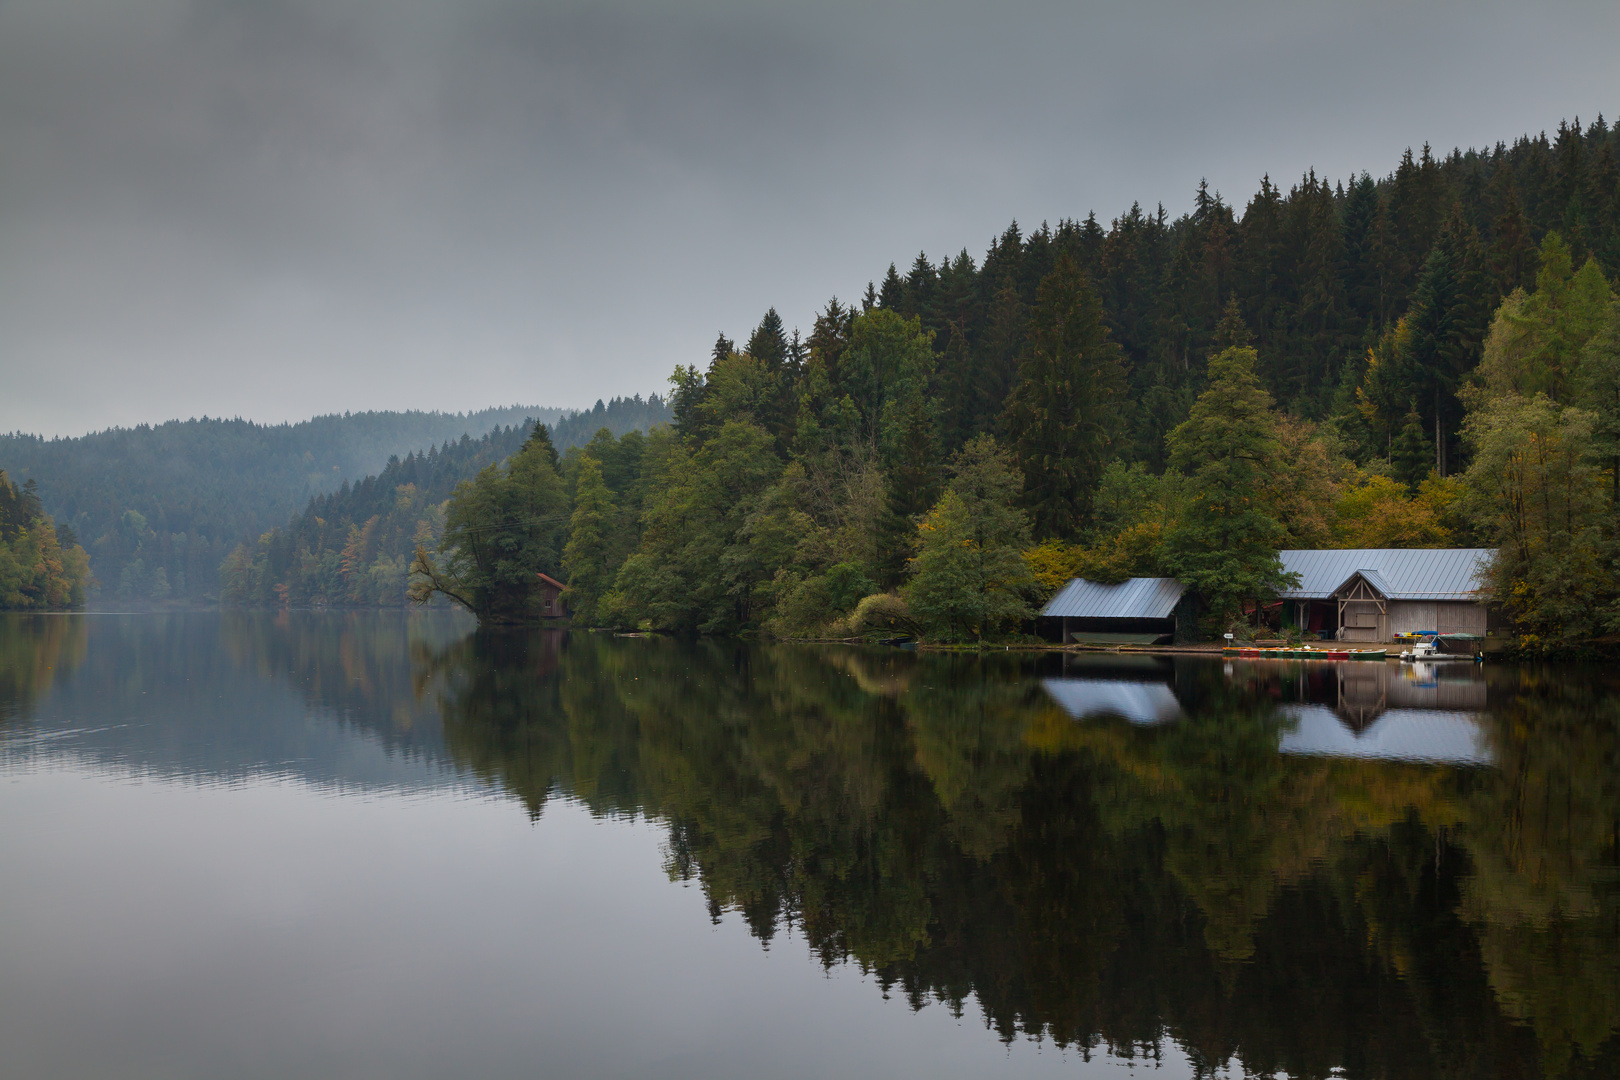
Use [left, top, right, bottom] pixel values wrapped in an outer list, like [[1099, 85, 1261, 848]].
[[1160, 347, 1292, 632], [1390, 407, 1434, 490], [999, 252, 1127, 537], [878, 264, 904, 309], [1489, 166, 1537, 295], [1403, 217, 1492, 473], [522, 421, 560, 470], [711, 332, 735, 366], [745, 309, 788, 371]]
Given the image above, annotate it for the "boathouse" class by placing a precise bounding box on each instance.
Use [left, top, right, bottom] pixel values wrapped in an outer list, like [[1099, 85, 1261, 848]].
[[1040, 577, 1188, 644], [1278, 549, 1492, 642], [536, 572, 568, 618]]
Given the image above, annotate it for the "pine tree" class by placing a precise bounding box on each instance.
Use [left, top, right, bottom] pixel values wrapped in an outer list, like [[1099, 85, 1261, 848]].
[[745, 309, 788, 371], [902, 252, 937, 325], [1403, 216, 1492, 473], [999, 252, 1127, 537], [1488, 165, 1537, 295], [711, 332, 735, 366], [878, 263, 904, 309], [1390, 407, 1433, 490], [808, 297, 854, 387], [521, 421, 561, 470], [1160, 347, 1292, 632]]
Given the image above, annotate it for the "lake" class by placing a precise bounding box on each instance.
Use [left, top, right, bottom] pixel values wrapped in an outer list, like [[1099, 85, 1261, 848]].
[[2, 611, 1617, 1079]]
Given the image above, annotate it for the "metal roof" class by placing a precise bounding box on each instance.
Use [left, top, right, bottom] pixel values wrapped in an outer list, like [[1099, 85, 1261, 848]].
[[1040, 577, 1185, 620], [1278, 549, 1493, 601], [1278, 705, 1493, 764], [1041, 678, 1184, 725]]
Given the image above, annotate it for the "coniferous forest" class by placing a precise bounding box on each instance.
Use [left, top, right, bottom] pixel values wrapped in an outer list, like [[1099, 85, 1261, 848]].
[[410, 118, 1620, 649]]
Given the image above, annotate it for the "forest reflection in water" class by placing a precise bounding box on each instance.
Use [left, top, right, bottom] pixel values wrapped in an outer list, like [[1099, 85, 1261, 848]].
[[3, 612, 1620, 1079]]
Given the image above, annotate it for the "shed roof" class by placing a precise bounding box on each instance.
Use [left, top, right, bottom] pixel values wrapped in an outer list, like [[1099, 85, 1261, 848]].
[[1278, 704, 1493, 764], [1041, 577, 1185, 620], [1279, 549, 1492, 601], [1041, 678, 1184, 725]]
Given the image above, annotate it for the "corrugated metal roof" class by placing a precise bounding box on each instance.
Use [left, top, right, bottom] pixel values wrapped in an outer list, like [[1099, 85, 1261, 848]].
[[1279, 549, 1493, 600], [1329, 567, 1396, 597], [1040, 577, 1185, 619], [1278, 704, 1493, 764], [1041, 678, 1184, 725]]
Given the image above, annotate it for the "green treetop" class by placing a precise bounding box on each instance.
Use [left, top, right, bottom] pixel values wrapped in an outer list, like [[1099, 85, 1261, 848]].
[[903, 435, 1035, 643], [561, 455, 618, 625], [999, 251, 1128, 538], [409, 426, 570, 623], [1577, 300, 1620, 509], [1160, 346, 1293, 631], [1390, 406, 1435, 491]]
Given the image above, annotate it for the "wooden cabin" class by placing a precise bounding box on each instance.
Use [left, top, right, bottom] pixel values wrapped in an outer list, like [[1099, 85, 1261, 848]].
[[536, 572, 568, 619]]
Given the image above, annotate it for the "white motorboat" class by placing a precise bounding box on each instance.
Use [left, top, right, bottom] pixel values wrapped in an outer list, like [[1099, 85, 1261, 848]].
[[1399, 639, 1480, 663]]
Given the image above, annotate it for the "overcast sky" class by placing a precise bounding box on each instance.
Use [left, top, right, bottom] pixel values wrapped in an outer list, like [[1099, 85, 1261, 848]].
[[1, 0, 1615, 437]]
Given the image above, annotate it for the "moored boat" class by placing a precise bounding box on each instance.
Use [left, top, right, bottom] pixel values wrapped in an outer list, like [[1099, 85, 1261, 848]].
[[1222, 646, 1386, 661]]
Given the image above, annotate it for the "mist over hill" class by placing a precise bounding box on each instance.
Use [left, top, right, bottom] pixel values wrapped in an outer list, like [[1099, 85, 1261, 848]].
[[0, 396, 670, 604]]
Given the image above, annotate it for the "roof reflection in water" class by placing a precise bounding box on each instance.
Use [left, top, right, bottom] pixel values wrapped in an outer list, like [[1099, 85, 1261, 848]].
[[1272, 660, 1493, 763], [1038, 654, 1185, 724], [1040, 678, 1184, 725], [1278, 705, 1493, 764]]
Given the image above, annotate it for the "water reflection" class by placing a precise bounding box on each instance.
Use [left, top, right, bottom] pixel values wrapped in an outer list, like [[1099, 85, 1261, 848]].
[[0, 610, 477, 792], [417, 632, 1620, 1078], [3, 613, 1619, 1078]]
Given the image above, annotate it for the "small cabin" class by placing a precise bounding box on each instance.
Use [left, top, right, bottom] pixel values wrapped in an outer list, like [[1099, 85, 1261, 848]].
[[1040, 577, 1189, 645], [536, 572, 568, 619], [1278, 549, 1493, 642]]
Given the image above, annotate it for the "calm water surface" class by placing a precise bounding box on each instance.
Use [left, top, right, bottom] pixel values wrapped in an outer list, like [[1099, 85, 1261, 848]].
[[2, 612, 1618, 1079]]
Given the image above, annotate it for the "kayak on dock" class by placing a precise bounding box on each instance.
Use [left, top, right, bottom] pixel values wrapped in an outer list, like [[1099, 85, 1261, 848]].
[[1222, 646, 1386, 661]]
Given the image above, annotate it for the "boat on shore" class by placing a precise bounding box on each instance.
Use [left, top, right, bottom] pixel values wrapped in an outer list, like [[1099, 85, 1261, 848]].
[[1221, 646, 1387, 661], [1399, 637, 1484, 662]]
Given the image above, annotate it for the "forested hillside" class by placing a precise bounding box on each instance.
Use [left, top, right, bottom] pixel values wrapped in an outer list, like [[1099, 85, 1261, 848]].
[[412, 117, 1620, 648], [845, 119, 1618, 469], [0, 397, 669, 604], [220, 422, 534, 607]]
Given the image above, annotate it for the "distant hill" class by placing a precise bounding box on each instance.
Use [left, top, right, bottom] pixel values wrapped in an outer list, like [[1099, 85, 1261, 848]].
[[0, 396, 670, 603], [220, 422, 537, 608]]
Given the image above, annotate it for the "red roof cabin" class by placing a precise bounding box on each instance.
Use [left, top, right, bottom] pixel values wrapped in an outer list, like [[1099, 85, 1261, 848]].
[[536, 572, 568, 619]]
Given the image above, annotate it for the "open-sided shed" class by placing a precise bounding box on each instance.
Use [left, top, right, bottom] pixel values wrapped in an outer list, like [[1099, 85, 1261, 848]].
[[1040, 577, 1187, 644]]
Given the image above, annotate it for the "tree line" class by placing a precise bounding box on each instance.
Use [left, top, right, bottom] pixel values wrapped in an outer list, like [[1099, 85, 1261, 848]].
[[221, 395, 672, 608], [0, 398, 669, 605], [0, 469, 90, 610], [411, 115, 1620, 644]]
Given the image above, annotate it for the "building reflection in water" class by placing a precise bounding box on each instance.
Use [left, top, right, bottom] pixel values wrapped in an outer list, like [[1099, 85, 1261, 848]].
[[1042, 655, 1493, 764]]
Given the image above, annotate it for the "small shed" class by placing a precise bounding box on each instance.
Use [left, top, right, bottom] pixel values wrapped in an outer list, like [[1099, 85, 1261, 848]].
[[1041, 577, 1187, 644], [1278, 549, 1492, 642], [536, 572, 568, 619]]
